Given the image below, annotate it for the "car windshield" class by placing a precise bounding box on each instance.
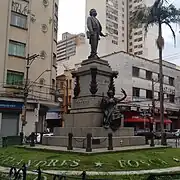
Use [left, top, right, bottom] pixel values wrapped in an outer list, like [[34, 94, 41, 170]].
[[173, 129, 180, 132]]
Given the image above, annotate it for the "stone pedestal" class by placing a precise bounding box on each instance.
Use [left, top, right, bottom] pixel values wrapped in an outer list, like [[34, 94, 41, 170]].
[[64, 58, 114, 127], [42, 58, 145, 148]]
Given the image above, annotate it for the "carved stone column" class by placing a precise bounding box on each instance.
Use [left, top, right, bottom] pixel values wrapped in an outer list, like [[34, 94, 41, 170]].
[[108, 71, 118, 96], [72, 72, 80, 99], [89, 67, 98, 96]]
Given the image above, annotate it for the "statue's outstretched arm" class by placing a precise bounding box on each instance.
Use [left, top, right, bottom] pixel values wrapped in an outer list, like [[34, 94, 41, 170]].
[[117, 88, 127, 102]]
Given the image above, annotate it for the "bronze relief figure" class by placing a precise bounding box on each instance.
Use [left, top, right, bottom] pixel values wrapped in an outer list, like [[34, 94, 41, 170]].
[[101, 89, 127, 131]]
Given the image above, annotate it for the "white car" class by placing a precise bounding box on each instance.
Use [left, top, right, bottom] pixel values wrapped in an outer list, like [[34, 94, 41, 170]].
[[36, 133, 53, 143], [172, 129, 180, 137]]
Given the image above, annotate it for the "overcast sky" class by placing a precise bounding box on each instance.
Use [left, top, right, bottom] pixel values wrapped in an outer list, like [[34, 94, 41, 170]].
[[58, 0, 180, 65]]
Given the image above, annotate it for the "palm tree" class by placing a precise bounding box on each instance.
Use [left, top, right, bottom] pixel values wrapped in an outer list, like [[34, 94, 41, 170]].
[[130, 0, 180, 145]]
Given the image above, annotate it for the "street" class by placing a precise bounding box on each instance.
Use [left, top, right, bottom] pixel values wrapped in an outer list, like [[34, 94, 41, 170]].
[[153, 139, 180, 148]]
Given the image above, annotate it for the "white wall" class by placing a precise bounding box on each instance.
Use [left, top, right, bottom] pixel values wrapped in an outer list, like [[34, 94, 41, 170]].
[[21, 111, 36, 136]]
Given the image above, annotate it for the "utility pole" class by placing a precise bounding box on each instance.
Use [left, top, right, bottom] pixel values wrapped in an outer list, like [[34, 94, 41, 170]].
[[66, 79, 69, 113], [152, 79, 155, 132], [21, 54, 39, 133]]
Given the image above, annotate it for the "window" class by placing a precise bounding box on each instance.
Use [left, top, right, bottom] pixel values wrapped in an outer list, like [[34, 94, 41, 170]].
[[134, 37, 143, 42], [133, 87, 140, 97], [146, 71, 152, 80], [112, 40, 118, 45], [11, 11, 27, 29], [132, 67, 139, 77], [146, 90, 152, 99], [136, 51, 143, 55], [169, 94, 175, 103], [8, 40, 26, 57], [6, 70, 24, 85], [169, 77, 174, 86]]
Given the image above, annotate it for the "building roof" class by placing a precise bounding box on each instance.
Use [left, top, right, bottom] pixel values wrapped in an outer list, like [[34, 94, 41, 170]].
[[100, 51, 180, 72]]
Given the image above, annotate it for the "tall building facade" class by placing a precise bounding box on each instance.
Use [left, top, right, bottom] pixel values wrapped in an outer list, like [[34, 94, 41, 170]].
[[85, 0, 158, 60], [57, 32, 86, 62], [0, 0, 59, 136]]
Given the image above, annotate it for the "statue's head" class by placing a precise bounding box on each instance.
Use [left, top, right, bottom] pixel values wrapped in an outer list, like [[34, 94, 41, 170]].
[[89, 9, 97, 17], [107, 89, 114, 98]]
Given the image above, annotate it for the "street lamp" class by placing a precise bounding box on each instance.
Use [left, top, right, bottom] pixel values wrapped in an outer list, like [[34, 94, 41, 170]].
[[27, 69, 51, 89]]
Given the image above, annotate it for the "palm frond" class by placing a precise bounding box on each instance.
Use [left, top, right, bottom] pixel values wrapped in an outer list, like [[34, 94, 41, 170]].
[[129, 0, 180, 43], [162, 21, 176, 47]]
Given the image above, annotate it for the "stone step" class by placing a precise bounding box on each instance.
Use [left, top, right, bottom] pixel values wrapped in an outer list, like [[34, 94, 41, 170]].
[[42, 136, 145, 149], [53, 127, 134, 137]]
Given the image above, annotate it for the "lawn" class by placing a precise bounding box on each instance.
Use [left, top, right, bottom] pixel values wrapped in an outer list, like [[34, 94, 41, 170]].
[[0, 147, 180, 172]]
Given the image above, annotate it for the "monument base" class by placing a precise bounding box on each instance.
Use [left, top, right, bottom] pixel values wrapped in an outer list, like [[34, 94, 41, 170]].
[[42, 58, 145, 149], [42, 127, 145, 148], [63, 111, 103, 127]]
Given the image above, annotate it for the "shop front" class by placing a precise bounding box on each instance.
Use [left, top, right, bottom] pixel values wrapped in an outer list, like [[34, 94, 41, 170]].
[[0, 100, 23, 137], [45, 108, 61, 132]]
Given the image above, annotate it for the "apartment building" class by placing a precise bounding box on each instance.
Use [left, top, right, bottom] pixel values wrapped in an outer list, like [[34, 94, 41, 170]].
[[0, 0, 59, 137], [57, 32, 86, 62], [85, 0, 158, 60]]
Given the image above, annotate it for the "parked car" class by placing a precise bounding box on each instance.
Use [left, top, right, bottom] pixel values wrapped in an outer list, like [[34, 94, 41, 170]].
[[172, 129, 180, 137], [154, 130, 174, 139], [135, 129, 150, 136], [24, 132, 53, 143], [36, 133, 53, 143]]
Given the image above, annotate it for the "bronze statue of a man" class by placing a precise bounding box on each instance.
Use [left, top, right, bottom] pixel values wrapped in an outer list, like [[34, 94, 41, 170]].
[[87, 9, 106, 59]]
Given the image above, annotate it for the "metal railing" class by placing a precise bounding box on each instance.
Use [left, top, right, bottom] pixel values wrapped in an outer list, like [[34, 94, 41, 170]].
[[0, 165, 112, 180], [1, 165, 180, 179], [147, 172, 180, 180]]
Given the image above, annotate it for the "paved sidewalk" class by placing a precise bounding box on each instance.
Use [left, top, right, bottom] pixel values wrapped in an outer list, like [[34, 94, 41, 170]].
[[1, 165, 180, 176], [18, 144, 169, 154]]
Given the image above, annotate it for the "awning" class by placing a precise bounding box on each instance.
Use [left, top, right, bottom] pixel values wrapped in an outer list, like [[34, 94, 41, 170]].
[[124, 117, 172, 124], [124, 116, 149, 123], [154, 119, 172, 124], [48, 108, 60, 112]]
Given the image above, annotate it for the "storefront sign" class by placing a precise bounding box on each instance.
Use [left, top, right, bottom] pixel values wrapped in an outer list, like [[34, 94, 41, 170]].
[[0, 101, 23, 110], [12, 0, 29, 16], [46, 112, 61, 120]]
